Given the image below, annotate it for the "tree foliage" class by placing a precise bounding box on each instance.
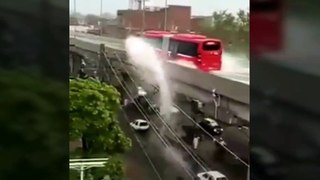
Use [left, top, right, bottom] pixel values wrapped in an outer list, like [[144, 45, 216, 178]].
[[90, 156, 124, 180], [70, 78, 131, 179], [0, 70, 68, 180], [70, 78, 131, 154], [200, 10, 249, 55]]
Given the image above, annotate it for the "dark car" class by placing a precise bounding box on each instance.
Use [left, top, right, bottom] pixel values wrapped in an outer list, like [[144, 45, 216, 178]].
[[198, 118, 223, 136]]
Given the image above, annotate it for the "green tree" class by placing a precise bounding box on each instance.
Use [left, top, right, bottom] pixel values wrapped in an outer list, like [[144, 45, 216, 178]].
[[90, 156, 124, 180], [69, 78, 131, 179], [199, 9, 249, 55], [0, 70, 68, 180]]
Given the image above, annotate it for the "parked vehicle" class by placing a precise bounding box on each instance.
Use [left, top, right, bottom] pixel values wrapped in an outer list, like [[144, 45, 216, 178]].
[[196, 170, 228, 180], [198, 118, 223, 136], [130, 119, 150, 131]]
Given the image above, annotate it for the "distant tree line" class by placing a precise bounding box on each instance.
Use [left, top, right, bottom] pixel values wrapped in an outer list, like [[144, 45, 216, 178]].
[[200, 10, 249, 55]]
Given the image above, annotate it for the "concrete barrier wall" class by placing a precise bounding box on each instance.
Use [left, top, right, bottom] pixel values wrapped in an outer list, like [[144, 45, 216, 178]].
[[164, 62, 249, 104], [70, 44, 250, 122]]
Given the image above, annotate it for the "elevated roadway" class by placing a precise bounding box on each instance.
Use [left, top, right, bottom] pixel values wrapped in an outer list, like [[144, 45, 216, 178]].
[[69, 32, 250, 123]]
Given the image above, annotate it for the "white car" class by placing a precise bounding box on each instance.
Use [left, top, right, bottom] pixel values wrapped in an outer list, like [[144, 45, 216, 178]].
[[137, 86, 147, 96], [130, 119, 150, 131], [196, 171, 228, 180], [170, 106, 179, 113]]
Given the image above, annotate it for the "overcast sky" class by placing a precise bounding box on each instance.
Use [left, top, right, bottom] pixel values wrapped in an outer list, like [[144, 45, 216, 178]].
[[70, 0, 249, 16]]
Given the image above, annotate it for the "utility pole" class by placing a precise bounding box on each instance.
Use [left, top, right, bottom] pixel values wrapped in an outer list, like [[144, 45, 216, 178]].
[[142, 0, 145, 32], [100, 0, 103, 36], [74, 0, 77, 37], [74, 0, 76, 14], [212, 89, 220, 119], [164, 0, 168, 31]]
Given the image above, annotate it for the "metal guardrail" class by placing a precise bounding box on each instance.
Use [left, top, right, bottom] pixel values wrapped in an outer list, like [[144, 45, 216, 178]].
[[70, 32, 123, 44], [69, 158, 109, 180]]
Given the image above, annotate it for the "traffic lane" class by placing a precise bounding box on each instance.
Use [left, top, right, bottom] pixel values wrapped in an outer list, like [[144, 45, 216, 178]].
[[120, 79, 247, 180], [169, 100, 248, 180], [118, 80, 209, 178], [118, 110, 161, 180], [145, 112, 209, 171], [119, 104, 194, 180], [181, 125, 247, 180], [141, 90, 247, 180], [147, 111, 247, 180]]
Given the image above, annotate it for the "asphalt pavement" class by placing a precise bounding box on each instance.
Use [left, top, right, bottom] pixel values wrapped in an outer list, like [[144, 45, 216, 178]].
[[119, 105, 198, 180], [117, 79, 248, 180]]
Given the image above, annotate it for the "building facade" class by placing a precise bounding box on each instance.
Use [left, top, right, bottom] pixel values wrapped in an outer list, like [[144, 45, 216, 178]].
[[117, 5, 191, 32], [190, 16, 213, 33]]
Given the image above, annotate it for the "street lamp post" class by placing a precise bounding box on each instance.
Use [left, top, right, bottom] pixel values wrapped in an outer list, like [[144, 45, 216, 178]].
[[100, 0, 103, 36], [73, 0, 77, 37], [74, 0, 76, 14], [212, 89, 220, 119], [142, 0, 146, 32], [164, 0, 168, 31]]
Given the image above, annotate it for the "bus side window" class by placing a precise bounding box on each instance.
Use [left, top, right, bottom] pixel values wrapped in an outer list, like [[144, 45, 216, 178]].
[[177, 41, 198, 57], [169, 40, 178, 57]]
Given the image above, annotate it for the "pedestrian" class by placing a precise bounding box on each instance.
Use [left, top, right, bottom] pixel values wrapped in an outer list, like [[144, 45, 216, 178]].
[[193, 135, 200, 149], [124, 98, 129, 106]]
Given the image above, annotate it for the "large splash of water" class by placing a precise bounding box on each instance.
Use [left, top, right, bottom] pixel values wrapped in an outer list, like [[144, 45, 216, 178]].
[[125, 36, 173, 119], [221, 52, 249, 73]]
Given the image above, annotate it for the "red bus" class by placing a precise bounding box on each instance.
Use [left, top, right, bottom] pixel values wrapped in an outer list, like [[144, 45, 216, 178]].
[[166, 35, 222, 71], [142, 31, 172, 51], [251, 0, 284, 54], [142, 31, 222, 71]]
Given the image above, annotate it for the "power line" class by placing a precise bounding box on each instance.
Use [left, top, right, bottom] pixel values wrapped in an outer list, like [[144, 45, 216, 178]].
[[114, 51, 249, 167], [103, 54, 195, 178], [113, 52, 209, 171], [120, 108, 163, 180]]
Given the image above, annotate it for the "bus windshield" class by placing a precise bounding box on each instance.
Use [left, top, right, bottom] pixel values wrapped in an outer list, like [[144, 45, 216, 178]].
[[203, 41, 221, 51]]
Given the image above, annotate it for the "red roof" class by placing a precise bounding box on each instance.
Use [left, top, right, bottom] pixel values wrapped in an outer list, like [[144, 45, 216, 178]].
[[143, 31, 222, 44], [174, 33, 207, 39], [171, 35, 221, 43]]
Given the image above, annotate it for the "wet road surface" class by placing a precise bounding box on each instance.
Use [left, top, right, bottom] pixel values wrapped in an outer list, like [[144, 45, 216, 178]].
[[117, 79, 248, 180]]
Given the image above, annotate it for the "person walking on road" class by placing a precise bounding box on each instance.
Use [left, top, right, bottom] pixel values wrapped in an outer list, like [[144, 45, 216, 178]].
[[193, 135, 200, 149]]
